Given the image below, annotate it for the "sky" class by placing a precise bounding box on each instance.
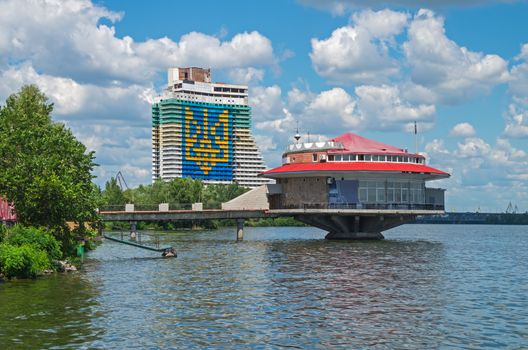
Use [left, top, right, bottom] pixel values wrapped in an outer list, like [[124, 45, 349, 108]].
[[1, 0, 527, 212]]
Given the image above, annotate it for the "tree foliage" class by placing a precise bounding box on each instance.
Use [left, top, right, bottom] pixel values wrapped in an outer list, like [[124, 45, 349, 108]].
[[102, 177, 126, 208], [0, 85, 99, 229], [100, 177, 248, 211]]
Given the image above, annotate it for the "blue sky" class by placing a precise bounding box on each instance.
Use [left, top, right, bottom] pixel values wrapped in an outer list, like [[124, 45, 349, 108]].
[[1, 0, 527, 212]]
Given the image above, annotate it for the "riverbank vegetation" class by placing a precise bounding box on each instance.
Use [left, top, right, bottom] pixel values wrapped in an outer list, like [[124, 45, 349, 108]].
[[0, 86, 99, 279], [0, 226, 61, 279]]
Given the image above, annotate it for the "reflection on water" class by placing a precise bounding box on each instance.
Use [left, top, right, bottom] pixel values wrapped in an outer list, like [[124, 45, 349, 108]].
[[1, 225, 527, 349]]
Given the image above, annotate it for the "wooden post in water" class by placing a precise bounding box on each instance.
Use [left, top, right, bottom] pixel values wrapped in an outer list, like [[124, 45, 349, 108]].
[[236, 219, 244, 241]]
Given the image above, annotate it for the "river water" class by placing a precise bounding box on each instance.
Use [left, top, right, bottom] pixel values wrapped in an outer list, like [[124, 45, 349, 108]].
[[1, 225, 527, 349]]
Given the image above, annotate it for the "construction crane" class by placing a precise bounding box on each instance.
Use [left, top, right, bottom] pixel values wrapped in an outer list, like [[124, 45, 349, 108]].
[[115, 171, 129, 191], [505, 202, 518, 214]]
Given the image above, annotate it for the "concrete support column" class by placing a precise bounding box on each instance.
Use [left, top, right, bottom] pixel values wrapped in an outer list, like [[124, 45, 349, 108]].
[[295, 214, 416, 240], [236, 219, 244, 241]]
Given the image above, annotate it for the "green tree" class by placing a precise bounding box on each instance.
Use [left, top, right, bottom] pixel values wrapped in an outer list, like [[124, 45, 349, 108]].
[[101, 177, 126, 209], [0, 85, 98, 239], [167, 178, 203, 207]]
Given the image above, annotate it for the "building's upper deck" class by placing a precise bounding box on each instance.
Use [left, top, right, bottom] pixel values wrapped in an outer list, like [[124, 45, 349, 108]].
[[155, 67, 249, 106], [283, 132, 425, 164], [263, 132, 449, 180]]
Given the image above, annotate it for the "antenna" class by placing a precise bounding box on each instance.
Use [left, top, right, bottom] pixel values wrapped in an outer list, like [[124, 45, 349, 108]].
[[414, 121, 418, 154], [294, 120, 301, 143]]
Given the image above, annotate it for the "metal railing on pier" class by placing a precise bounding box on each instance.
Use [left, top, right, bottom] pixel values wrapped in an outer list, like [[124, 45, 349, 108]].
[[98, 201, 224, 213], [277, 202, 445, 211]]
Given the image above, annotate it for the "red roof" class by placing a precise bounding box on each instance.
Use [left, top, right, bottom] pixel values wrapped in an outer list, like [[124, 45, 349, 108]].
[[329, 132, 419, 156], [261, 162, 449, 178]]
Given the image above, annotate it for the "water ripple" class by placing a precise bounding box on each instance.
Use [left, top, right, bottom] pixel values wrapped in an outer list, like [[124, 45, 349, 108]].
[[1, 225, 527, 349]]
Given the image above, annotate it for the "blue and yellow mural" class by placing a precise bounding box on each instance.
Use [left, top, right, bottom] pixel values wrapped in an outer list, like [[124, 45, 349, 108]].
[[181, 105, 233, 180], [164, 105, 233, 181], [152, 98, 253, 182]]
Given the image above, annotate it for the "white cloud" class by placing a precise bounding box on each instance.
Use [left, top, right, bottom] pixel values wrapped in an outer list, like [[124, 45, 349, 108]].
[[254, 135, 277, 153], [299, 0, 517, 16], [227, 67, 265, 85], [509, 43, 528, 97], [455, 137, 492, 158], [403, 9, 509, 105], [424, 136, 528, 211], [0, 64, 152, 123], [425, 138, 450, 155], [310, 9, 408, 84], [0, 0, 276, 85], [503, 44, 528, 138], [351, 9, 409, 39], [503, 98, 528, 138], [250, 85, 287, 124], [355, 84, 435, 129], [305, 88, 362, 131], [450, 122, 476, 137]]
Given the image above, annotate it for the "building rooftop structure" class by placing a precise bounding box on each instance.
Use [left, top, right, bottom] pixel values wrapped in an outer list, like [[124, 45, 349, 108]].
[[265, 132, 445, 179], [151, 67, 269, 188]]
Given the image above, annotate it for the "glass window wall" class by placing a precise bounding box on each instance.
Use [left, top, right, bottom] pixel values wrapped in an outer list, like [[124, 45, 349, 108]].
[[359, 180, 425, 204]]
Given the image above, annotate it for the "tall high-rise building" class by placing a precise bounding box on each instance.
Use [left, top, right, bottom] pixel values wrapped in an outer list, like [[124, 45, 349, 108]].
[[152, 67, 269, 188]]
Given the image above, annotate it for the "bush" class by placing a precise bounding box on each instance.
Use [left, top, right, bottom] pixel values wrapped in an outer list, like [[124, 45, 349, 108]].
[[0, 225, 5, 243], [0, 243, 49, 279], [4, 225, 62, 262]]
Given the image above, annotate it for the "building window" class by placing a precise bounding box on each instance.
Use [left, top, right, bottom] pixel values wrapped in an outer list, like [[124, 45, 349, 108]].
[[376, 181, 385, 202], [359, 180, 386, 203], [335, 155, 342, 161], [312, 154, 318, 162], [359, 188, 367, 202], [328, 155, 335, 161], [364, 155, 372, 161]]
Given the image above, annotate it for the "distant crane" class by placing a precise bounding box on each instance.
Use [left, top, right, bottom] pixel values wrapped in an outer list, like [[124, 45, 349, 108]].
[[505, 202, 518, 214], [115, 170, 134, 203], [115, 171, 129, 191]]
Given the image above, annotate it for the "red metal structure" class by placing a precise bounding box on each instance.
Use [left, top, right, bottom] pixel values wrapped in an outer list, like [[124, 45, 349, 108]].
[[0, 196, 16, 222]]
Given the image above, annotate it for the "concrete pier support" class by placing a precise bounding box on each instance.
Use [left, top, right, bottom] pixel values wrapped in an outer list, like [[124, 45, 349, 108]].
[[236, 219, 244, 241], [295, 214, 415, 240], [130, 221, 137, 241]]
